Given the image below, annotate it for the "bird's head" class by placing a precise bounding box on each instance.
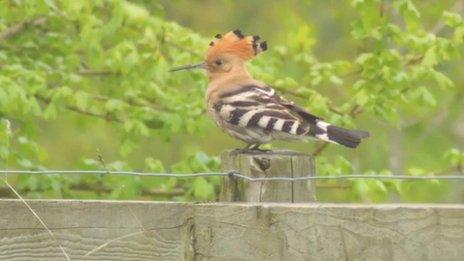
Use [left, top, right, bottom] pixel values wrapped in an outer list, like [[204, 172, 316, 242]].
[[170, 29, 267, 79]]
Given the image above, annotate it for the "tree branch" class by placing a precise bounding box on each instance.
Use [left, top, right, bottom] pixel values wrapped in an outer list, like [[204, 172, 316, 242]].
[[35, 95, 123, 123], [0, 184, 185, 198], [73, 69, 185, 114], [77, 69, 117, 76], [35, 94, 168, 130], [0, 17, 47, 42], [91, 93, 175, 114], [69, 183, 185, 197]]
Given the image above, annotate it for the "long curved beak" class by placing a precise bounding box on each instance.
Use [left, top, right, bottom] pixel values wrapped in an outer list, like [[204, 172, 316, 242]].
[[169, 62, 205, 72]]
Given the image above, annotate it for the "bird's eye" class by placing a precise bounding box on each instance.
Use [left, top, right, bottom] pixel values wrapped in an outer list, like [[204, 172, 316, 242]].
[[215, 59, 223, 66]]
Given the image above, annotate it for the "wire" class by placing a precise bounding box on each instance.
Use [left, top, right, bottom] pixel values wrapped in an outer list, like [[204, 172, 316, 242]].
[[230, 173, 464, 181], [0, 170, 227, 178], [0, 170, 463, 182]]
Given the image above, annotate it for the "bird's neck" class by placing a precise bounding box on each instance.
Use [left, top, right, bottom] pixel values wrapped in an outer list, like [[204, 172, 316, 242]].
[[206, 67, 253, 104], [208, 72, 252, 86]]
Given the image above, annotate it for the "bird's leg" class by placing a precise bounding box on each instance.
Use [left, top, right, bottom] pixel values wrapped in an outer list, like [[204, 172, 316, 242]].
[[245, 143, 255, 149], [236, 144, 271, 153], [234, 143, 255, 153], [250, 144, 271, 152]]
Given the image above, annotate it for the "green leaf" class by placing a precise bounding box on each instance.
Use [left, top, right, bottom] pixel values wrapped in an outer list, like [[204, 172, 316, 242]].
[[454, 26, 464, 44], [74, 92, 89, 111], [443, 11, 463, 27], [193, 177, 214, 199], [444, 149, 462, 166], [422, 47, 438, 67], [408, 168, 426, 176], [354, 180, 369, 196], [354, 89, 369, 106], [412, 86, 436, 107], [43, 103, 57, 120], [429, 70, 454, 89], [145, 158, 165, 172], [105, 99, 125, 112], [395, 0, 421, 32]]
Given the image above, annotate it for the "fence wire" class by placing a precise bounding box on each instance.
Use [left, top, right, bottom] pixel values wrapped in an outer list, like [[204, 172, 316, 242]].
[[1, 170, 463, 182]]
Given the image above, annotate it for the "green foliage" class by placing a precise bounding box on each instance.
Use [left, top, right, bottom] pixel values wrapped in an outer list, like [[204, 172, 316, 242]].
[[1, 0, 463, 202]]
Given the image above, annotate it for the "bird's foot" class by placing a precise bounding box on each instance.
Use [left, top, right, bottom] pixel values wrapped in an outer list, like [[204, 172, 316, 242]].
[[237, 144, 271, 153], [233, 146, 250, 154], [250, 147, 271, 153], [250, 145, 271, 153]]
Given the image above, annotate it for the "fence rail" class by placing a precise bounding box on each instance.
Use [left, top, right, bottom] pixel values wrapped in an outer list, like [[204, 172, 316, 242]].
[[1, 199, 463, 261], [1, 170, 463, 181]]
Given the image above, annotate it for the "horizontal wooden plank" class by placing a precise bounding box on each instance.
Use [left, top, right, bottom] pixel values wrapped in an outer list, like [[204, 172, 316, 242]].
[[0, 200, 463, 260]]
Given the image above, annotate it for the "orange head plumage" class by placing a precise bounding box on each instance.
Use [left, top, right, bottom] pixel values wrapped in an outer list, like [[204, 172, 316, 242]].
[[170, 29, 267, 78], [206, 29, 267, 62]]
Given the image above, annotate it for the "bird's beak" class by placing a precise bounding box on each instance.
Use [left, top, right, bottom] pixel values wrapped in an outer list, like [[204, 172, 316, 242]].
[[169, 62, 205, 72]]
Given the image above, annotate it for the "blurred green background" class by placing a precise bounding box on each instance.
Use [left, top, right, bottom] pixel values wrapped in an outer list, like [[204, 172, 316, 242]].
[[0, 0, 463, 202]]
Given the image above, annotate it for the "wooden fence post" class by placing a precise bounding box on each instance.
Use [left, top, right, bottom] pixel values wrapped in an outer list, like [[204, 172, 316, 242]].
[[219, 150, 316, 202]]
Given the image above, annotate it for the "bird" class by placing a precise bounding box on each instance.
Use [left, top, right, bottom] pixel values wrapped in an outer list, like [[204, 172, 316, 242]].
[[170, 29, 369, 151]]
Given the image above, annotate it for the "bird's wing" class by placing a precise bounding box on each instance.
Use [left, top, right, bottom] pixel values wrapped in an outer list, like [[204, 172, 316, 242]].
[[213, 85, 318, 135], [213, 84, 369, 148], [268, 89, 323, 123]]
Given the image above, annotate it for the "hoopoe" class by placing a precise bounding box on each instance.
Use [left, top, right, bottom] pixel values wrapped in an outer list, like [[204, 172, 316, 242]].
[[171, 29, 369, 150]]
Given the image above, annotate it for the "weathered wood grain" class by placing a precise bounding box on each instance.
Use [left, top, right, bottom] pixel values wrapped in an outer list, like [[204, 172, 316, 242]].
[[220, 150, 316, 202], [0, 200, 192, 261], [0, 200, 464, 260]]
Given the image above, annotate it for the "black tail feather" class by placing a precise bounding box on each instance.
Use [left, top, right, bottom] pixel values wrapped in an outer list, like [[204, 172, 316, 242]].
[[326, 125, 369, 148]]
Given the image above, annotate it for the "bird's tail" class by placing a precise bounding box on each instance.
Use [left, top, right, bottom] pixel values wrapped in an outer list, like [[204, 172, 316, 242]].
[[312, 121, 369, 148]]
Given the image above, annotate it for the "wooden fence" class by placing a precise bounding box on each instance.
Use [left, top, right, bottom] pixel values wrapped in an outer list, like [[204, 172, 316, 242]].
[[1, 150, 464, 260], [1, 200, 464, 260]]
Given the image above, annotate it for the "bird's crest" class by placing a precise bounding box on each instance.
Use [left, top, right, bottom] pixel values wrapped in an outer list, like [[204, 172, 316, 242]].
[[205, 29, 267, 61]]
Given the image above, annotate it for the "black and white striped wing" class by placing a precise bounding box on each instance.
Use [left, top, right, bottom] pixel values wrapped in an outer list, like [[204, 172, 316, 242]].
[[213, 85, 309, 136]]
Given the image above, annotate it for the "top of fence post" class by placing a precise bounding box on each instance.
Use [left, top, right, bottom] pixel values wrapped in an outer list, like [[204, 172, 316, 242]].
[[219, 150, 316, 203]]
